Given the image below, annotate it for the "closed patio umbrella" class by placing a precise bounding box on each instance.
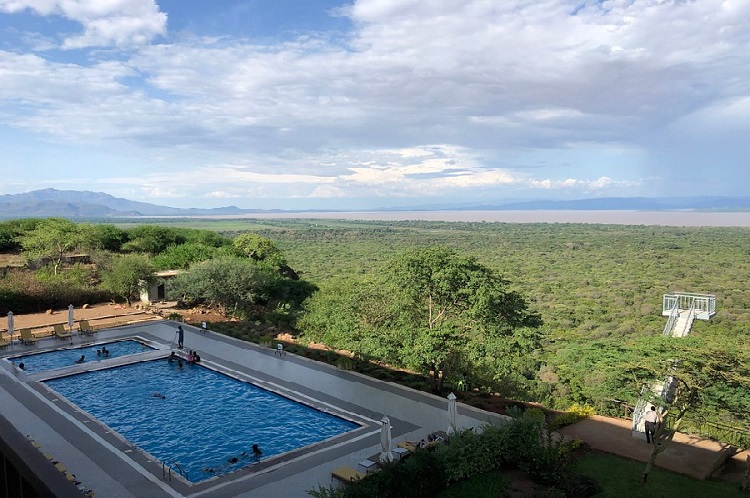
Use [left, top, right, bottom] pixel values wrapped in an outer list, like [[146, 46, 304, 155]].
[[448, 392, 457, 434], [7, 311, 14, 343], [379, 415, 394, 463], [67, 305, 75, 331]]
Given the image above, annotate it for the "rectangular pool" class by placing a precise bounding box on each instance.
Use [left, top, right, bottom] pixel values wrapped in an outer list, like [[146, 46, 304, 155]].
[[44, 359, 359, 482], [10, 339, 153, 372]]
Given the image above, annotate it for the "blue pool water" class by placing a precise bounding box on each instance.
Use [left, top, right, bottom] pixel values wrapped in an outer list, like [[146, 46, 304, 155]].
[[11, 340, 153, 372], [45, 359, 358, 482]]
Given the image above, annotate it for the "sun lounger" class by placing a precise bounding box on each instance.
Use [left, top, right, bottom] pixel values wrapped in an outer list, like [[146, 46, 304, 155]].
[[331, 466, 367, 483], [0, 337, 9, 349], [54, 324, 72, 340], [20, 328, 37, 345], [79, 320, 96, 336]]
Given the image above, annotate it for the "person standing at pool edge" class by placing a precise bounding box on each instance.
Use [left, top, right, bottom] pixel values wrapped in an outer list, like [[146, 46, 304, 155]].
[[177, 325, 184, 349]]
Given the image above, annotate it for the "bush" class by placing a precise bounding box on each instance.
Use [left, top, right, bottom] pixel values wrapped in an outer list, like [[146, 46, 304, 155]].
[[549, 403, 596, 431]]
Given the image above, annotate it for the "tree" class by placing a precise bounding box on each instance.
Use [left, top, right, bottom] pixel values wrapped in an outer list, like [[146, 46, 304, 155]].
[[232, 233, 286, 267], [101, 254, 155, 305], [168, 257, 281, 317], [634, 336, 750, 483], [20, 218, 83, 275], [79, 223, 129, 252], [152, 243, 220, 270], [385, 246, 542, 392], [122, 225, 184, 254]]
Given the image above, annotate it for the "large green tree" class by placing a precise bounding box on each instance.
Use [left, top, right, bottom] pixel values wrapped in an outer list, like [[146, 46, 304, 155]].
[[168, 257, 281, 317], [20, 218, 83, 275], [101, 254, 155, 305], [300, 246, 542, 393], [232, 233, 286, 267], [385, 246, 542, 392]]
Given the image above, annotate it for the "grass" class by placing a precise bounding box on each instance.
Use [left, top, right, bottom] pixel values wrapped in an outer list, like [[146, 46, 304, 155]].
[[437, 470, 509, 497], [573, 451, 746, 498]]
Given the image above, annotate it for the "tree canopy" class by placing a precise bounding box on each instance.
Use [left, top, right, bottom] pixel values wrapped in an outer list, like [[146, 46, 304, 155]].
[[301, 246, 542, 392], [19, 218, 83, 274]]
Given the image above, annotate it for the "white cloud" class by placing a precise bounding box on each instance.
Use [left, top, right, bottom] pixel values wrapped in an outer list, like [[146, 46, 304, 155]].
[[0, 0, 166, 48], [1, 0, 749, 205]]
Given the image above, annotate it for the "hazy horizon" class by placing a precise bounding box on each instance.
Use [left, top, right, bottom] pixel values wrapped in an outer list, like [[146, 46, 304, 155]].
[[143, 210, 750, 228]]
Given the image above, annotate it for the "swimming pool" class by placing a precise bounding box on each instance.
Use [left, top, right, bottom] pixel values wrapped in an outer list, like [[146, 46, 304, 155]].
[[10, 339, 153, 372], [44, 359, 359, 482]]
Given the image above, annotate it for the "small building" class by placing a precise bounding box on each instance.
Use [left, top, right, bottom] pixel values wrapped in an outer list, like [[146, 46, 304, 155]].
[[140, 270, 182, 304]]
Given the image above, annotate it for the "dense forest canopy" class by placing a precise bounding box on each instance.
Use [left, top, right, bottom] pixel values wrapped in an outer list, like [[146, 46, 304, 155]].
[[1, 217, 748, 436]]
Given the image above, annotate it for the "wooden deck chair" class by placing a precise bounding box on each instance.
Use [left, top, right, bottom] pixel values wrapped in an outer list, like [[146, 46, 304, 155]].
[[53, 324, 72, 340], [20, 328, 37, 345], [79, 320, 96, 336], [34, 327, 54, 339], [0, 334, 9, 349], [331, 466, 366, 483]]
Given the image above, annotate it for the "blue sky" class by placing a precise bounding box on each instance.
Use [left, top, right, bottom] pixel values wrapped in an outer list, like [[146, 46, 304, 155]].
[[0, 0, 748, 209]]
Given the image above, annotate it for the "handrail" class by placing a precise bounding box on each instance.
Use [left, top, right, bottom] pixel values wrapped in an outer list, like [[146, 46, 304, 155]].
[[662, 303, 679, 336], [691, 418, 750, 448], [162, 460, 188, 481]]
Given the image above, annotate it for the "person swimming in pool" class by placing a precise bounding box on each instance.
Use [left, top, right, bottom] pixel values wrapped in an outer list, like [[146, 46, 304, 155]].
[[75, 355, 85, 364], [151, 392, 166, 399], [252, 444, 263, 460], [168, 351, 176, 363]]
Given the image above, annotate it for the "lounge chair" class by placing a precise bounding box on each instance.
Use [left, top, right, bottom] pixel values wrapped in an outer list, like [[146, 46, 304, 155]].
[[0, 335, 9, 349], [331, 466, 366, 483], [79, 320, 96, 336], [20, 328, 37, 345], [54, 324, 72, 340]]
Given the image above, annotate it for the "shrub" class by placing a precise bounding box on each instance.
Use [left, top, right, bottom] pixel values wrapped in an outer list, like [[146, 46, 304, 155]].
[[549, 403, 596, 431]]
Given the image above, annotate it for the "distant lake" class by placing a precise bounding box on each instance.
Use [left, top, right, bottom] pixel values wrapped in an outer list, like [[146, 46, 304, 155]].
[[183, 210, 750, 227]]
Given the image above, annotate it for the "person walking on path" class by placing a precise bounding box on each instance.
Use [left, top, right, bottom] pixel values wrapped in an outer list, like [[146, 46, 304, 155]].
[[177, 325, 184, 349], [644, 405, 660, 444]]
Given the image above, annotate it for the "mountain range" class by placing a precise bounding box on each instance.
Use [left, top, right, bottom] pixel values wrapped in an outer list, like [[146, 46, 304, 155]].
[[1, 189, 749, 218]]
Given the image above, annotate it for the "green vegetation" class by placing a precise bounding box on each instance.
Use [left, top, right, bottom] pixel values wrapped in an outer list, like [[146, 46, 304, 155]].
[[573, 452, 746, 497], [309, 410, 588, 498], [0, 219, 308, 328], [1, 217, 748, 440]]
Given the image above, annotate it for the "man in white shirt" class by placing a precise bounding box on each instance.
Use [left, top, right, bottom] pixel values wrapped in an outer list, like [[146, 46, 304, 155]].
[[644, 405, 660, 444]]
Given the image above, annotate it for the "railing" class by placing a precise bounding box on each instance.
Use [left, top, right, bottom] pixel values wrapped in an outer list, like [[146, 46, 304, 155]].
[[691, 419, 750, 449], [662, 303, 679, 336], [162, 460, 188, 481], [662, 292, 716, 320], [599, 398, 636, 420]]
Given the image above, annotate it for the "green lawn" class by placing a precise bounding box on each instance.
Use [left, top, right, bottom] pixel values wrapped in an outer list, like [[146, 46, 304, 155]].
[[573, 452, 746, 498], [438, 470, 508, 497]]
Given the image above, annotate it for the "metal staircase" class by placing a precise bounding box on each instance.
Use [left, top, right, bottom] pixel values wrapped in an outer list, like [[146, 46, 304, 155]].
[[632, 292, 716, 439]]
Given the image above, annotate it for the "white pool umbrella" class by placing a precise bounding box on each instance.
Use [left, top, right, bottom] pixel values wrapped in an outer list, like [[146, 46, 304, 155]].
[[379, 415, 394, 463], [7, 311, 14, 343], [448, 392, 457, 434], [67, 305, 75, 331]]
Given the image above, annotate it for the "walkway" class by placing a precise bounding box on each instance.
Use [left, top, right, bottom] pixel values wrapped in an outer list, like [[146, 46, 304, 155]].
[[558, 415, 737, 480]]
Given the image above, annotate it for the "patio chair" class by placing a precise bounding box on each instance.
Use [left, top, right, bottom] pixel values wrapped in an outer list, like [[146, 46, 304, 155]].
[[20, 328, 37, 345], [0, 336, 9, 349], [54, 324, 72, 340], [79, 320, 96, 336], [275, 342, 286, 356], [331, 466, 366, 483]]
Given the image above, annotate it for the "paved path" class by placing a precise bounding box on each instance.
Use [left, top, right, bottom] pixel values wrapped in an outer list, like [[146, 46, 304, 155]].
[[558, 415, 737, 480]]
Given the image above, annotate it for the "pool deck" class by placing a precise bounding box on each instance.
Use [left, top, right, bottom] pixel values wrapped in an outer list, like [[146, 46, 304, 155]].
[[0, 321, 509, 497]]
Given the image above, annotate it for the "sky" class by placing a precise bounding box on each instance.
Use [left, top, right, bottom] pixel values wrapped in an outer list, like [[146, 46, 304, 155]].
[[0, 0, 748, 210]]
